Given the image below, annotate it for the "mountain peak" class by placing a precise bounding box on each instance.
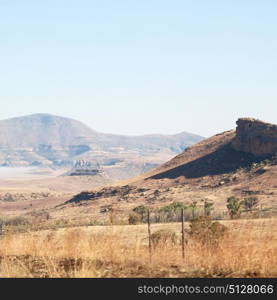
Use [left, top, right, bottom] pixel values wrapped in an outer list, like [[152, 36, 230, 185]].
[[9, 113, 76, 123], [0, 113, 96, 149]]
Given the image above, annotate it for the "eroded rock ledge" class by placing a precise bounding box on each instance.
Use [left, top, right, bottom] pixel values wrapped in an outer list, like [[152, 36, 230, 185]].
[[232, 118, 277, 156]]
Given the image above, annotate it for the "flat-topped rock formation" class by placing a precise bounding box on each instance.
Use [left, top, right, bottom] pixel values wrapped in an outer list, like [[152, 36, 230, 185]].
[[138, 118, 277, 180], [232, 118, 277, 156], [65, 160, 103, 176]]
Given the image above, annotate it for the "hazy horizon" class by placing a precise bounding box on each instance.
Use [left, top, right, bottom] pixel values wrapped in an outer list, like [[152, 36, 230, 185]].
[[0, 112, 206, 137], [1, 111, 276, 138], [1, 1, 277, 137]]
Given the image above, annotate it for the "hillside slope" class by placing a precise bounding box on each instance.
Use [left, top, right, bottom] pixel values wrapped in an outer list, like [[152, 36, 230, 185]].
[[56, 118, 277, 223]]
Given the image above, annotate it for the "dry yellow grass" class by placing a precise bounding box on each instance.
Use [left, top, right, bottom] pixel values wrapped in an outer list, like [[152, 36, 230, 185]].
[[0, 218, 276, 278]]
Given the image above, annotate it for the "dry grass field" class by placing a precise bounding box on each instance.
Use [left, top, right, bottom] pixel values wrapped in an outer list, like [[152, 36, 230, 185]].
[[0, 218, 276, 278], [0, 127, 275, 278]]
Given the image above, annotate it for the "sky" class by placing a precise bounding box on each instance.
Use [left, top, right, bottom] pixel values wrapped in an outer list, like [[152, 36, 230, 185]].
[[0, 0, 276, 137]]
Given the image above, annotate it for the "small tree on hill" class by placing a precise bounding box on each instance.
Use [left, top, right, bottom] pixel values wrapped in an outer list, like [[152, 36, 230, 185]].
[[242, 197, 259, 213], [226, 197, 242, 219], [133, 205, 148, 222], [128, 213, 141, 225], [203, 200, 214, 217], [189, 201, 198, 220]]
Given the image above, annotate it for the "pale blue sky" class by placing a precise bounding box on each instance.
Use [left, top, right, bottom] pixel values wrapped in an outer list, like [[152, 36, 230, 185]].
[[0, 0, 276, 137]]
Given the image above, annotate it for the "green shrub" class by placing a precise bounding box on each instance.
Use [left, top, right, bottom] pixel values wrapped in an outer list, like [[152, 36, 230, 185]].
[[226, 197, 242, 219], [203, 200, 214, 217], [157, 202, 187, 222], [159, 202, 187, 213], [189, 201, 198, 219]]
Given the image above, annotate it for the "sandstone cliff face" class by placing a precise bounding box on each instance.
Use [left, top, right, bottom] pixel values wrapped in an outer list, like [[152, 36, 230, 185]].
[[231, 118, 277, 156]]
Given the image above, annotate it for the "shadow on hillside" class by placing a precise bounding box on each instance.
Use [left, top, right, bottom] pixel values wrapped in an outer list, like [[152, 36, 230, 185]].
[[148, 144, 264, 180]]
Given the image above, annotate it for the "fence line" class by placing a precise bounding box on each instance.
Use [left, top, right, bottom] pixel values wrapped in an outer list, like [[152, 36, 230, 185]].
[[147, 210, 152, 262], [181, 208, 185, 261]]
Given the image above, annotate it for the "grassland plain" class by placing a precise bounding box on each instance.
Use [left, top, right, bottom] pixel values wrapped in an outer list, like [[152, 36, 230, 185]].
[[0, 218, 276, 278]]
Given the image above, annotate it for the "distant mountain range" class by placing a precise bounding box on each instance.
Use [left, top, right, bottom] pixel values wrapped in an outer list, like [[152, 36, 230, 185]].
[[0, 114, 204, 179]]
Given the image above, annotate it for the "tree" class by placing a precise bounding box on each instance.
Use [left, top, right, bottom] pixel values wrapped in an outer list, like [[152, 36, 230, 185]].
[[204, 200, 214, 217], [226, 197, 242, 219], [189, 201, 198, 219], [133, 205, 148, 222], [128, 213, 141, 225], [242, 197, 259, 213], [158, 202, 187, 222]]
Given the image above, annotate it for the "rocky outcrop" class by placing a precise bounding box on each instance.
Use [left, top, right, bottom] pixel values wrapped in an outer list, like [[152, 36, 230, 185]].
[[231, 118, 277, 156], [65, 160, 103, 176]]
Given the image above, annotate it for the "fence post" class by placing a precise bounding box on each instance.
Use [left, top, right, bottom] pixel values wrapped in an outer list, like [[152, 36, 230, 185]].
[[147, 209, 152, 262], [181, 208, 185, 261], [259, 205, 263, 218], [0, 221, 5, 236]]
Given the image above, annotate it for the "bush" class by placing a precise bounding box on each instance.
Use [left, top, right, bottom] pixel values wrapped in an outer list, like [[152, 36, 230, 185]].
[[160, 202, 186, 213], [242, 197, 259, 212], [4, 216, 30, 226], [157, 202, 187, 222], [133, 205, 148, 222], [87, 220, 104, 226], [203, 200, 214, 217], [53, 218, 70, 228], [226, 197, 242, 219], [0, 193, 16, 202], [188, 216, 227, 248], [150, 229, 178, 247], [0, 216, 31, 235], [128, 213, 141, 225], [189, 201, 198, 219]]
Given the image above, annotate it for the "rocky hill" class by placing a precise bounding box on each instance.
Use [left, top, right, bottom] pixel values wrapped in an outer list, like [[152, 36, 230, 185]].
[[0, 114, 203, 179], [232, 118, 277, 156], [143, 117, 277, 180], [59, 118, 277, 223]]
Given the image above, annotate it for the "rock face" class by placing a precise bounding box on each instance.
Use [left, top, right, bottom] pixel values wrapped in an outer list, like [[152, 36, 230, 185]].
[[231, 118, 277, 156]]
